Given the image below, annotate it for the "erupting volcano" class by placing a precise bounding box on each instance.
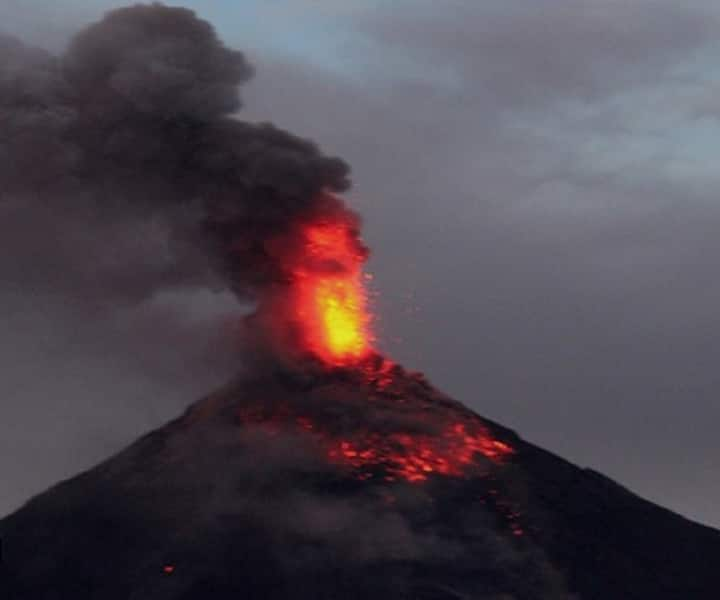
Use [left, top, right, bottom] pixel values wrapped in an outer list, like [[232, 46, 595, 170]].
[[2, 5, 720, 600], [243, 207, 516, 487]]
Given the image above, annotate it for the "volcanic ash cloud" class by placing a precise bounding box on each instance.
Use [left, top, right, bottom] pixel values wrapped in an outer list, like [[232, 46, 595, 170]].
[[0, 3, 355, 343]]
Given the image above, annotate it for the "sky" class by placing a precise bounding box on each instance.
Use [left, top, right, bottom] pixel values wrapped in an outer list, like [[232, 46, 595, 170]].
[[2, 0, 720, 528]]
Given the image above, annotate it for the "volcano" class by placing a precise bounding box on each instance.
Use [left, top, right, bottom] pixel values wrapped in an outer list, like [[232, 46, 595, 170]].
[[1, 362, 719, 600], [3, 5, 720, 599]]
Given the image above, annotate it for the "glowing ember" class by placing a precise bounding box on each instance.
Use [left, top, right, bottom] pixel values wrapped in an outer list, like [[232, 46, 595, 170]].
[[238, 404, 513, 484], [326, 421, 514, 483], [292, 220, 374, 366]]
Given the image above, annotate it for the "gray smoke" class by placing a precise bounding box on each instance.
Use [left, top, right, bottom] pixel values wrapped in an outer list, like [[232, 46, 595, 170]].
[[0, 3, 355, 516], [0, 3, 351, 308]]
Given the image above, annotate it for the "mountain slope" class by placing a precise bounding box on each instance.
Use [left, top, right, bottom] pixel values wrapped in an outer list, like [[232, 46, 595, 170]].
[[2, 364, 719, 599]]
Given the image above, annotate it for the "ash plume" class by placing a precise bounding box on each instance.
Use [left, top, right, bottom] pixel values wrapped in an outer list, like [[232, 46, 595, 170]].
[[0, 3, 350, 308]]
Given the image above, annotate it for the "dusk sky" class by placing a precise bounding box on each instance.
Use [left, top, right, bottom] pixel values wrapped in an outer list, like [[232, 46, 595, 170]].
[[2, 0, 720, 528]]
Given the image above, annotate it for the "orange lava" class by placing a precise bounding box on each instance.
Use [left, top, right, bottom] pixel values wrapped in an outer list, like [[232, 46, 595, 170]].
[[292, 220, 374, 366], [238, 404, 513, 484], [254, 408, 514, 483], [326, 422, 514, 483]]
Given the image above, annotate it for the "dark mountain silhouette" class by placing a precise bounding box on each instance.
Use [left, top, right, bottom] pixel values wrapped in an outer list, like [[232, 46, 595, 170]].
[[2, 363, 719, 599]]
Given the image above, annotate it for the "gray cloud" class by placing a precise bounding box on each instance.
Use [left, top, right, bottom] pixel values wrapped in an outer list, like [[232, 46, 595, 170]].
[[357, 0, 718, 109]]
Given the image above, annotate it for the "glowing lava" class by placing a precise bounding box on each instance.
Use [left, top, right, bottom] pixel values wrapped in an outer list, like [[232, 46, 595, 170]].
[[239, 404, 514, 484], [293, 220, 374, 366], [245, 203, 515, 484], [325, 422, 514, 483]]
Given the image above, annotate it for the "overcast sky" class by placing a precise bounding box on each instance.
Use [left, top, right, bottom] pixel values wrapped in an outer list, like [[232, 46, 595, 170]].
[[2, 0, 720, 528]]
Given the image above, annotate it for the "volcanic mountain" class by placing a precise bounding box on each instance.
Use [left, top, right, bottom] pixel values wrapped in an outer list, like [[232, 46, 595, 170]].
[[3, 5, 720, 599], [2, 359, 720, 600]]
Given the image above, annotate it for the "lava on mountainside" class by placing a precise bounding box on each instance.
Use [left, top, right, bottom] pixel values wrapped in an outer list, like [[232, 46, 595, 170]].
[[237, 209, 516, 486], [234, 366, 514, 486]]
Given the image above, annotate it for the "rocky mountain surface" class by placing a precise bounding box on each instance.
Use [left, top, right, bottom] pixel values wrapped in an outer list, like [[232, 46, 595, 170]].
[[2, 363, 719, 599]]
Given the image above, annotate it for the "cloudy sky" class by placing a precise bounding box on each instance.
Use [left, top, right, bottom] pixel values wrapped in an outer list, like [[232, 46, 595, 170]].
[[2, 0, 720, 528]]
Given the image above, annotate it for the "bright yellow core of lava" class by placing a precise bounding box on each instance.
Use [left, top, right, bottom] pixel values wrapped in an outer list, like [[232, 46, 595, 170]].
[[295, 222, 373, 365], [316, 278, 366, 356]]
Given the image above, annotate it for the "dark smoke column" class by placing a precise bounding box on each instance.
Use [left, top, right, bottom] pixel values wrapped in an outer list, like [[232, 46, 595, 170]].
[[0, 3, 351, 318]]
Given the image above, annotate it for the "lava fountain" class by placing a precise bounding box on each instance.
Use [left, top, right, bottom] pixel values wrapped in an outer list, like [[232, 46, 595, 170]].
[[292, 219, 374, 366], [241, 197, 515, 486]]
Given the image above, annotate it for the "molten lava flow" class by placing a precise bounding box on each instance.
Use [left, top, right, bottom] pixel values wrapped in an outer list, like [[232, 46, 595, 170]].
[[326, 421, 514, 484], [292, 220, 374, 366], [238, 404, 513, 484]]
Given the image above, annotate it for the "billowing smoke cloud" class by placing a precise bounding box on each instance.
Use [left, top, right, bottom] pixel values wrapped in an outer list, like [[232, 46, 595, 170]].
[[0, 2, 357, 517], [0, 3, 350, 308]]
